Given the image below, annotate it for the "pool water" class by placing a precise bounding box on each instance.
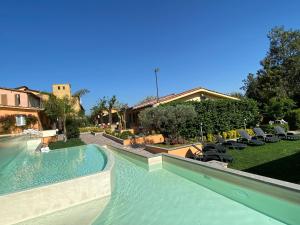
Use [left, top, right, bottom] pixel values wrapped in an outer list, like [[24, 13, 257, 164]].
[[19, 149, 286, 225], [0, 138, 107, 195]]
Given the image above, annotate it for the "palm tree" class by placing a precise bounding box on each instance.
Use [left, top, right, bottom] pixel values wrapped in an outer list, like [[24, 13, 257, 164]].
[[107, 95, 117, 125]]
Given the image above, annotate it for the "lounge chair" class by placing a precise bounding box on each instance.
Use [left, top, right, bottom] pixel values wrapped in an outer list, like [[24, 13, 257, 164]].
[[274, 126, 300, 140], [237, 130, 265, 146], [202, 143, 227, 153], [253, 127, 280, 143], [215, 135, 247, 150], [192, 144, 233, 163]]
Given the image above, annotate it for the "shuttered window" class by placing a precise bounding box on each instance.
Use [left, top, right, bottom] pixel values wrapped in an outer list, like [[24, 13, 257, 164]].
[[1, 94, 8, 105], [15, 94, 21, 106]]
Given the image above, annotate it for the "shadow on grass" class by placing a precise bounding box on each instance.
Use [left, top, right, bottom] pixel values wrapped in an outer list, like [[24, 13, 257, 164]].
[[244, 152, 300, 184]]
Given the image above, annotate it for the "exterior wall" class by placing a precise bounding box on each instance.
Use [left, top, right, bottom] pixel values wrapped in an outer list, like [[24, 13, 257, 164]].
[[145, 143, 202, 158], [52, 84, 72, 98], [0, 89, 29, 107], [0, 107, 42, 133]]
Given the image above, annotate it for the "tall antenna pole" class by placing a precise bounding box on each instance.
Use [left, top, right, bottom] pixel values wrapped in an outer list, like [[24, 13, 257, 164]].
[[154, 68, 160, 103]]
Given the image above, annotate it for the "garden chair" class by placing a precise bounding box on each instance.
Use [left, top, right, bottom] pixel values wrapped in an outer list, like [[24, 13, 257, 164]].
[[192, 144, 233, 163], [237, 130, 265, 146], [274, 126, 300, 140], [215, 135, 247, 150], [253, 127, 280, 143]]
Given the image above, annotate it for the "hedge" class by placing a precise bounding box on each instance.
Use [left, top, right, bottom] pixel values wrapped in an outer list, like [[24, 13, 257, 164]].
[[286, 109, 300, 130], [167, 99, 260, 139]]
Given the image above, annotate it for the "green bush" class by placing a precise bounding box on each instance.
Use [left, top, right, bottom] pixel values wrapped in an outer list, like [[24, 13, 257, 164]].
[[260, 124, 289, 134], [119, 130, 133, 139], [139, 104, 197, 143], [0, 115, 16, 133], [286, 109, 300, 130], [66, 118, 80, 139], [49, 138, 85, 150], [79, 126, 103, 133], [168, 99, 260, 139]]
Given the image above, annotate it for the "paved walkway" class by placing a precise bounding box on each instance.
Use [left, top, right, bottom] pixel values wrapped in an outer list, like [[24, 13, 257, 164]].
[[80, 133, 154, 157]]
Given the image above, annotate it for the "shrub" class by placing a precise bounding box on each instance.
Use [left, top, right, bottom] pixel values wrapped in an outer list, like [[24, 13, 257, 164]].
[[66, 118, 80, 139], [25, 114, 38, 128], [286, 109, 300, 130], [260, 124, 289, 134], [49, 138, 85, 150], [246, 129, 255, 136], [139, 104, 197, 143], [168, 99, 260, 138], [119, 130, 133, 139], [79, 126, 103, 133], [0, 115, 16, 133]]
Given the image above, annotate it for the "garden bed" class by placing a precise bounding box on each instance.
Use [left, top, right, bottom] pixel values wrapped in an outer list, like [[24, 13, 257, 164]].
[[103, 133, 164, 146]]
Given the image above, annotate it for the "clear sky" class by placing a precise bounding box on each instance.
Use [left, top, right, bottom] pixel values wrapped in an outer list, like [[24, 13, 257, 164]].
[[1, 0, 300, 113]]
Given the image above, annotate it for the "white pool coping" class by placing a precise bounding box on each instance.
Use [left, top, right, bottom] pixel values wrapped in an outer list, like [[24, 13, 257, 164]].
[[0, 144, 114, 225]]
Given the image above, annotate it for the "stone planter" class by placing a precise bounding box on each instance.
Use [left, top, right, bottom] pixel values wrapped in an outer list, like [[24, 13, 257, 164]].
[[145, 143, 203, 158]]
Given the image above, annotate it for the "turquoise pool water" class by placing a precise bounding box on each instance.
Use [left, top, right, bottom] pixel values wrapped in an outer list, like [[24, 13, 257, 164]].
[[0, 137, 107, 195], [19, 149, 287, 225]]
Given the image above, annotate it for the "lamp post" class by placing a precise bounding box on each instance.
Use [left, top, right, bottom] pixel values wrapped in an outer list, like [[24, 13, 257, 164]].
[[200, 122, 203, 141], [154, 68, 160, 103], [244, 118, 247, 130]]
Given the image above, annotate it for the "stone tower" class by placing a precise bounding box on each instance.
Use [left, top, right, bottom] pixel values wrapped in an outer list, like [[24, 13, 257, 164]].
[[52, 84, 71, 98]]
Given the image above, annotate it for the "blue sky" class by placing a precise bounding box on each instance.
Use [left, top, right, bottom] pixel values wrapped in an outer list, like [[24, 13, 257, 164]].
[[1, 0, 299, 113]]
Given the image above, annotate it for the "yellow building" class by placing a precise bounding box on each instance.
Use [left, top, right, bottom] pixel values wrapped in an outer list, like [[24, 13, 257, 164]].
[[52, 84, 82, 113], [127, 87, 239, 129]]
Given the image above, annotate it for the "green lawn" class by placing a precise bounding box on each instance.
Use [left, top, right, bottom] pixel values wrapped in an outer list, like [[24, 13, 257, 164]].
[[49, 138, 86, 150], [228, 140, 300, 184]]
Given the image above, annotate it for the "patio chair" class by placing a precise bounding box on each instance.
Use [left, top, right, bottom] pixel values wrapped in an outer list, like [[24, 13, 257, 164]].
[[237, 130, 265, 146], [274, 126, 300, 140], [202, 143, 227, 153], [253, 127, 280, 143], [215, 135, 247, 150], [192, 144, 233, 163]]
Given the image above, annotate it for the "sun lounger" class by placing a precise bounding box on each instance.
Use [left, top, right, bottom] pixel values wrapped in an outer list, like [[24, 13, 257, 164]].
[[193, 144, 233, 163], [274, 126, 300, 140], [237, 130, 265, 146], [215, 135, 247, 150], [253, 127, 280, 143]]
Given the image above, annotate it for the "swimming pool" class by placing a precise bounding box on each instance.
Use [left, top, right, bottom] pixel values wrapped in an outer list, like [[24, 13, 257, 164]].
[[17, 146, 300, 225], [0, 136, 107, 195]]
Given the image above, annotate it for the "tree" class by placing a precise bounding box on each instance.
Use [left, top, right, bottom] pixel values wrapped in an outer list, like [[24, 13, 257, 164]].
[[44, 95, 75, 141], [115, 102, 128, 130], [90, 97, 107, 124], [73, 89, 90, 98], [242, 27, 300, 107], [264, 97, 295, 120], [107, 95, 117, 125], [139, 105, 197, 143]]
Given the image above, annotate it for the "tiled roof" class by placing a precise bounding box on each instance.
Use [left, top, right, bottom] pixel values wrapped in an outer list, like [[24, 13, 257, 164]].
[[132, 86, 238, 110]]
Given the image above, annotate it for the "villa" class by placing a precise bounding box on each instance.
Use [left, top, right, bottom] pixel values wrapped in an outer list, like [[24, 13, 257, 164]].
[[0, 84, 84, 134], [127, 86, 239, 129]]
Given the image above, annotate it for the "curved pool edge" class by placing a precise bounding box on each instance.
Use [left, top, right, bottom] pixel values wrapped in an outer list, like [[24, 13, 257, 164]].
[[0, 144, 115, 225]]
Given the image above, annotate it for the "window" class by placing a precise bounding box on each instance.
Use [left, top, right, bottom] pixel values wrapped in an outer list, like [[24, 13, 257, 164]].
[[63, 86, 65, 90], [1, 94, 7, 105], [15, 94, 21, 106], [58, 86, 60, 90], [16, 115, 26, 126]]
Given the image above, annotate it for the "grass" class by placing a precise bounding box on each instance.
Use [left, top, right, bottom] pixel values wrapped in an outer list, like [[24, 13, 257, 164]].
[[228, 140, 300, 184], [49, 138, 86, 150]]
